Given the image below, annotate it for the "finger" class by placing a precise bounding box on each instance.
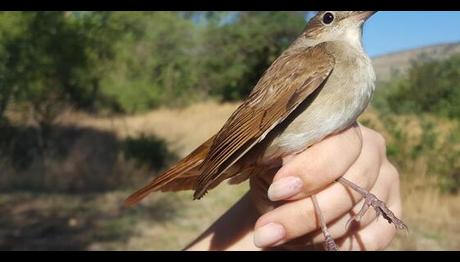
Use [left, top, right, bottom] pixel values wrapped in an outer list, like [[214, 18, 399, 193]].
[[267, 124, 363, 202], [334, 162, 402, 251], [336, 201, 399, 251], [254, 147, 399, 248], [359, 124, 388, 157], [381, 159, 403, 223], [278, 198, 377, 250], [283, 161, 397, 247], [254, 168, 368, 248], [268, 123, 383, 202], [308, 162, 400, 244]]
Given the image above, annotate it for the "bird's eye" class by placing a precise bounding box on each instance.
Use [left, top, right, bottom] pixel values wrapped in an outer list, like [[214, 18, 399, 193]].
[[322, 12, 334, 25]]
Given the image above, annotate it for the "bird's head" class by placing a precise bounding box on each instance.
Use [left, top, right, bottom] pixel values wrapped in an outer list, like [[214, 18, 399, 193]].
[[302, 11, 377, 48]]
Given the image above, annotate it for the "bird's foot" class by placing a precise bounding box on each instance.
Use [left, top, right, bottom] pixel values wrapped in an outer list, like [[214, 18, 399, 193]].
[[324, 233, 339, 251], [338, 177, 408, 232], [346, 192, 408, 231], [311, 195, 339, 251]]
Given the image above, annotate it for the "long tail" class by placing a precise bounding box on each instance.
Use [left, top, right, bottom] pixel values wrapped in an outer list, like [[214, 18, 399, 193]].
[[123, 136, 215, 208]]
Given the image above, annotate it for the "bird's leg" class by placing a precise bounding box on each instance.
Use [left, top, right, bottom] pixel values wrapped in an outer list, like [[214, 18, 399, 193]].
[[311, 194, 339, 251], [336, 177, 408, 231]]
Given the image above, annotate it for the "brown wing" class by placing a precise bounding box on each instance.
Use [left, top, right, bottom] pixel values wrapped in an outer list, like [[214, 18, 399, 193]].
[[123, 136, 215, 207], [193, 42, 335, 199]]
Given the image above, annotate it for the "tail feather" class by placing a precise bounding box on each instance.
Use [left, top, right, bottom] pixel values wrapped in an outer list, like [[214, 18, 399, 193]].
[[123, 136, 215, 208]]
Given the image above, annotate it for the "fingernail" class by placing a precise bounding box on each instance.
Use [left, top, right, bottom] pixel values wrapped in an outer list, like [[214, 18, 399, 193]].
[[267, 176, 303, 201], [254, 223, 286, 247]]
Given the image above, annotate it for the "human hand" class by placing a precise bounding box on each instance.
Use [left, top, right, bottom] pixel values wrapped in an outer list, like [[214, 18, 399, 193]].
[[250, 123, 402, 250]]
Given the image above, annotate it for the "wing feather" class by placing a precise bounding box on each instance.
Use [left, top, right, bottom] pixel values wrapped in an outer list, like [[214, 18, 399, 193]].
[[193, 43, 335, 199], [123, 136, 215, 207]]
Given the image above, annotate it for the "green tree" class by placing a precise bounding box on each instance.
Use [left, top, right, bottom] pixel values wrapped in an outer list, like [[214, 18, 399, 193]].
[[94, 11, 310, 112], [201, 11, 308, 100], [1, 12, 118, 124], [376, 54, 460, 120], [0, 11, 312, 117], [0, 12, 27, 122], [98, 12, 203, 113]]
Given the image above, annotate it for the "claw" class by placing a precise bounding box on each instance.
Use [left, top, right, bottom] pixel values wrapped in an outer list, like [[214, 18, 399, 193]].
[[324, 234, 339, 251], [345, 202, 369, 231], [345, 217, 354, 231], [374, 206, 381, 221], [337, 177, 408, 233], [365, 192, 408, 231], [378, 205, 409, 232]]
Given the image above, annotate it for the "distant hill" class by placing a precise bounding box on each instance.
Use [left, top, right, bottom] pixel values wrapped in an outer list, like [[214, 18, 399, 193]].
[[371, 42, 460, 82]]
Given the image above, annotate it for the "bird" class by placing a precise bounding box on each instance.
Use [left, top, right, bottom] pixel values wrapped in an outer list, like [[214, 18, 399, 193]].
[[124, 11, 407, 250]]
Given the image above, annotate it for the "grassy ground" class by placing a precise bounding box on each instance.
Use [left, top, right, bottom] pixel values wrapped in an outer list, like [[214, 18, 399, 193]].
[[0, 186, 248, 250], [1, 101, 459, 250]]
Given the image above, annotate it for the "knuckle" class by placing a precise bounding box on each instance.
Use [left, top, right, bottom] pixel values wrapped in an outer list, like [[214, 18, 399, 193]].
[[362, 128, 387, 157], [351, 128, 364, 150], [373, 132, 387, 150], [381, 160, 400, 182], [365, 127, 385, 144], [342, 125, 363, 153]]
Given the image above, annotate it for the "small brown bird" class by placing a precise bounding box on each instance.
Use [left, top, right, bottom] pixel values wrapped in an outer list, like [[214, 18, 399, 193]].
[[125, 11, 407, 250]]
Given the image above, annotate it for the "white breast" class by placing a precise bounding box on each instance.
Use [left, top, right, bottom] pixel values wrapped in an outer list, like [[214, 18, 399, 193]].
[[260, 44, 375, 162]]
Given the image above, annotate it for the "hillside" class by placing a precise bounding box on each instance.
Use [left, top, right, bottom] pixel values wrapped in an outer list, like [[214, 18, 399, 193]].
[[372, 42, 460, 82]]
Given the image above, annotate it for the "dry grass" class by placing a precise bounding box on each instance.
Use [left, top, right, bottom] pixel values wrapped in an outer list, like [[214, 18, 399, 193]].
[[1, 101, 248, 250], [388, 173, 460, 250], [1, 101, 459, 250], [57, 101, 239, 157]]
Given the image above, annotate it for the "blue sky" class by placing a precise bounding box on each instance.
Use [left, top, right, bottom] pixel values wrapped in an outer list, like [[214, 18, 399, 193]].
[[197, 12, 460, 58], [361, 11, 460, 58]]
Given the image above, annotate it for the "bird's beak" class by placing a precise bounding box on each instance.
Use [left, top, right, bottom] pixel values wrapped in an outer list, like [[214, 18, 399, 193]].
[[352, 11, 377, 22]]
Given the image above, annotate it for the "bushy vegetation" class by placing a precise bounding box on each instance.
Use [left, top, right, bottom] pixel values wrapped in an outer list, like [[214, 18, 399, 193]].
[[371, 54, 460, 193], [0, 11, 307, 118], [0, 12, 116, 125], [373, 54, 460, 121]]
